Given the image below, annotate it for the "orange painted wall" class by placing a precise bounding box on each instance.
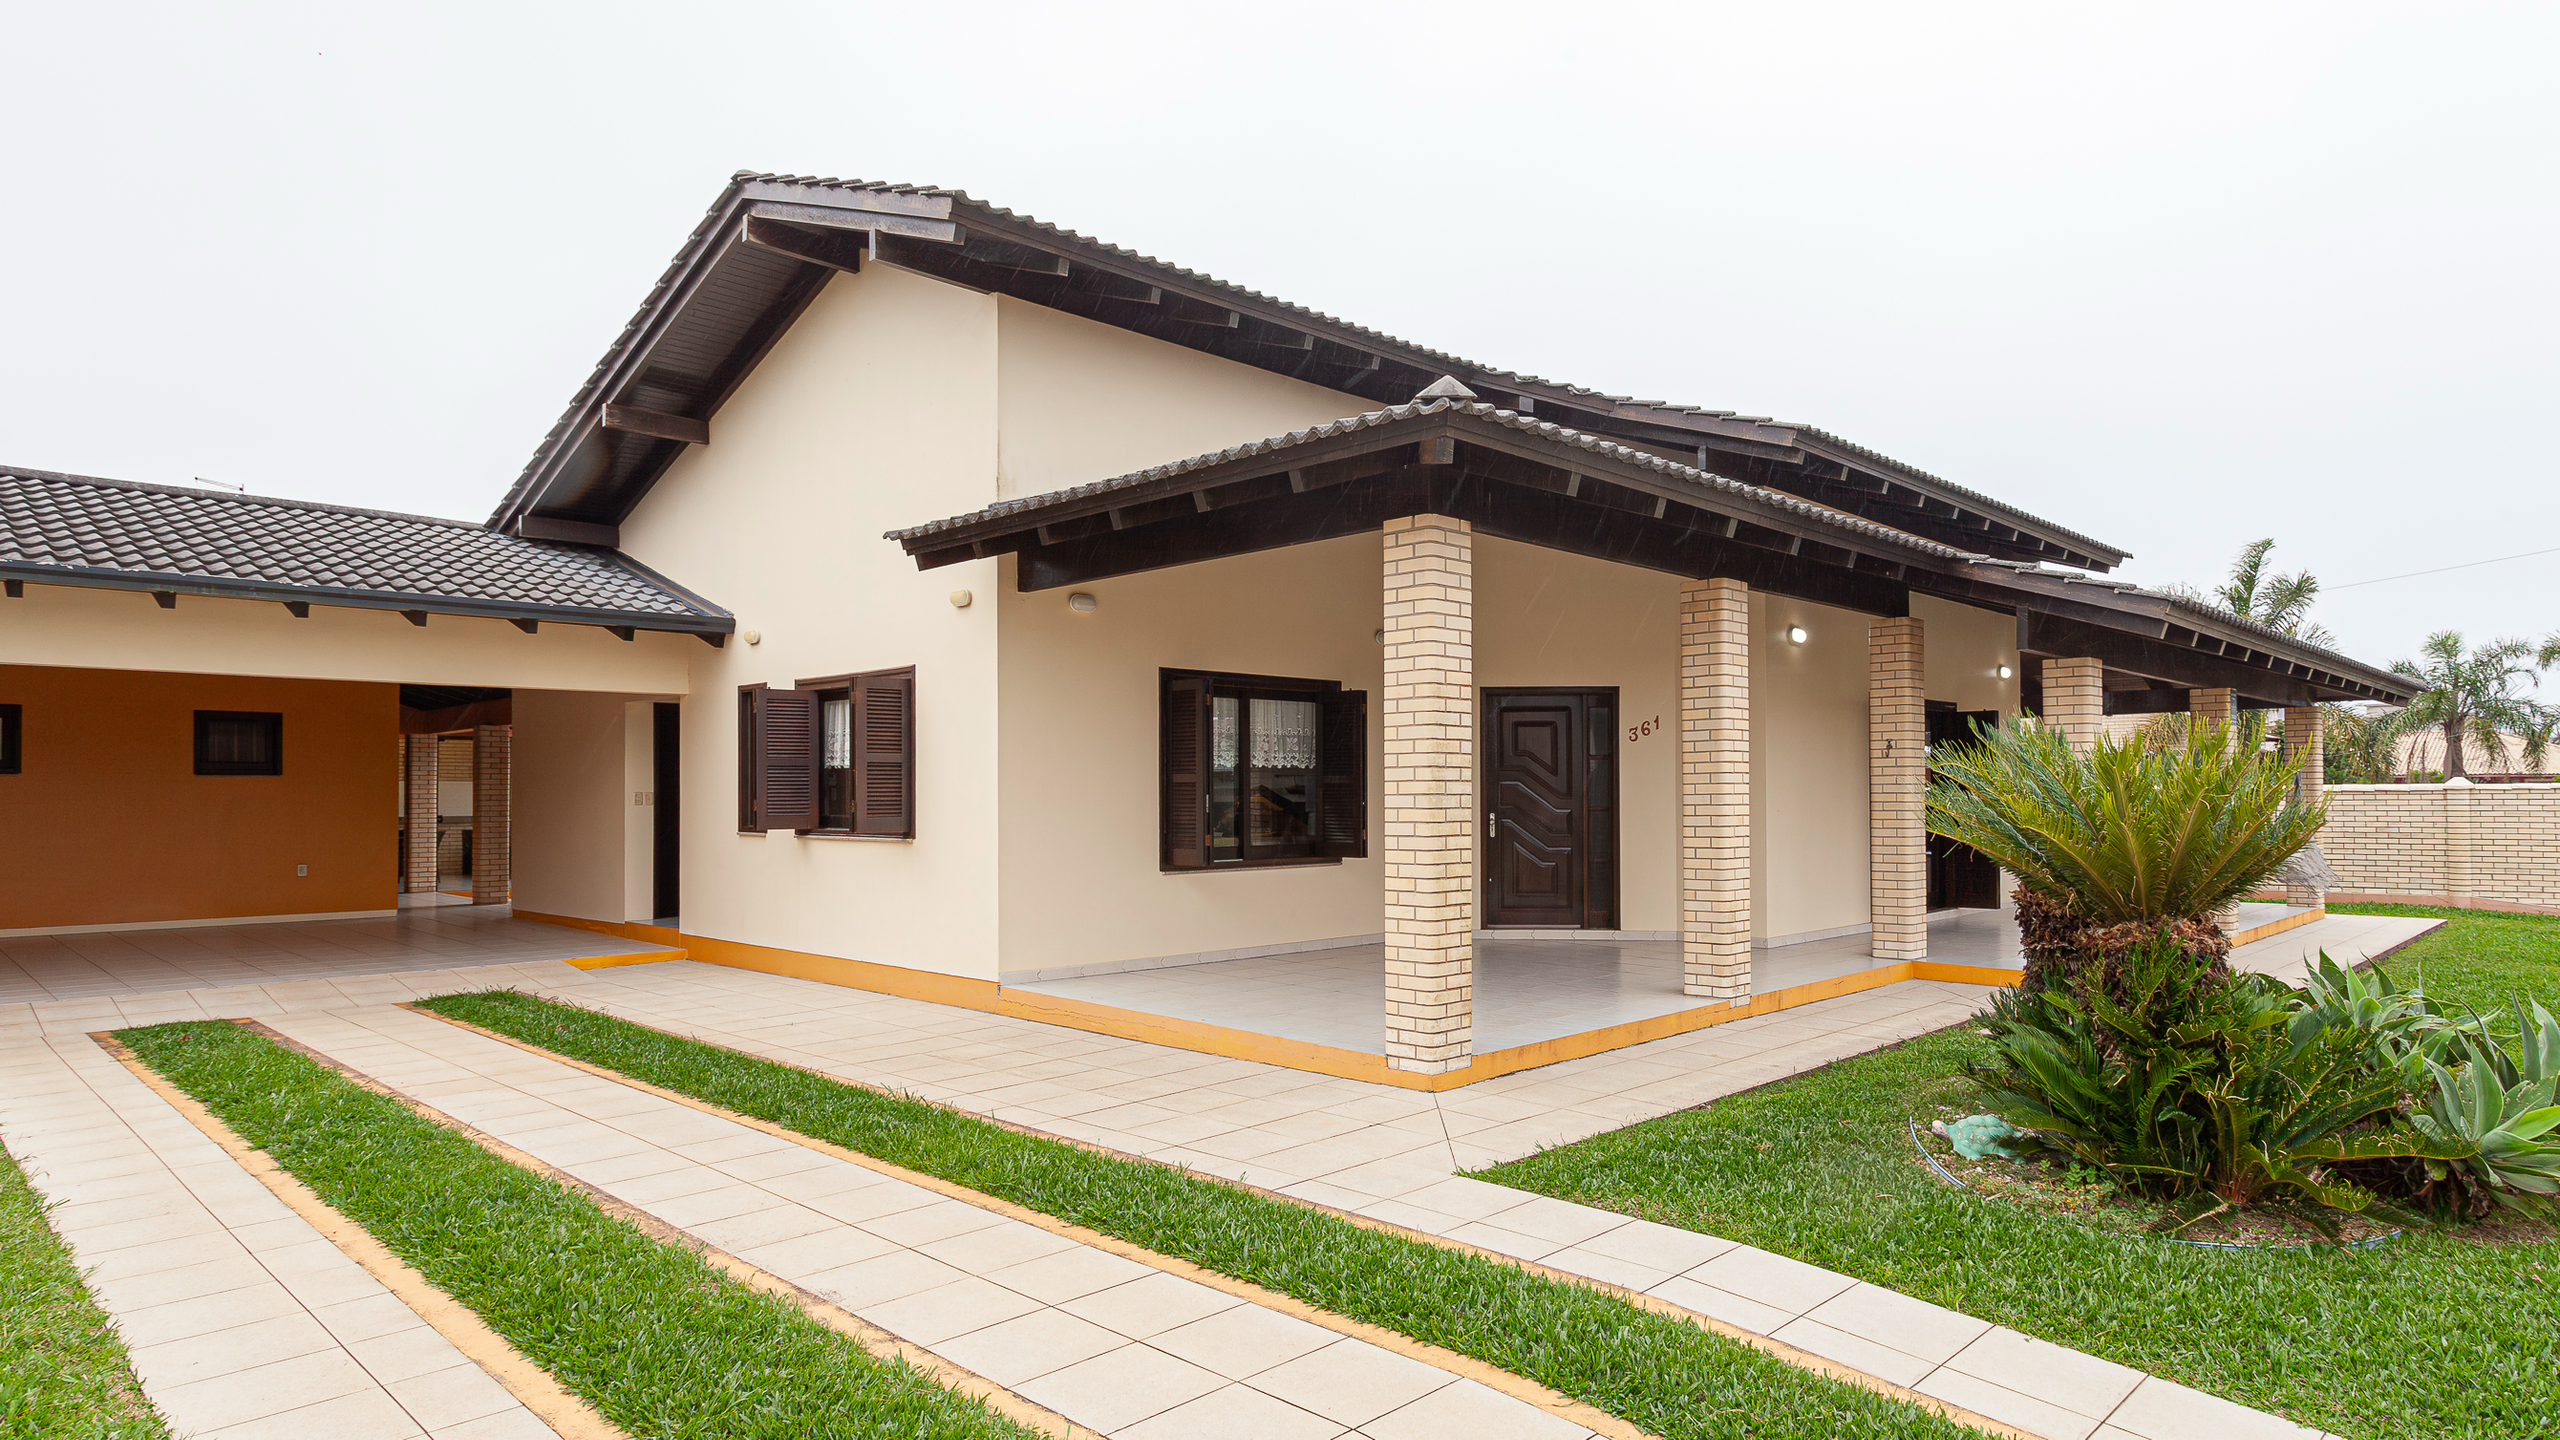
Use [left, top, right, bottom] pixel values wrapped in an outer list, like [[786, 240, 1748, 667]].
[[0, 665, 398, 929]]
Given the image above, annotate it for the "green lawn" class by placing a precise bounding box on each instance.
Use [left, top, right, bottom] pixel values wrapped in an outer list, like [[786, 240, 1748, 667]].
[[1477, 904, 2560, 1440], [0, 1143, 170, 1440], [418, 989, 1999, 1440], [116, 1022, 1046, 1440]]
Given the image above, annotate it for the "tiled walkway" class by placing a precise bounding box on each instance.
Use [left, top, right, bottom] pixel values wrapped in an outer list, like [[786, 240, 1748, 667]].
[[0, 910, 2441, 1439], [0, 904, 676, 1004], [261, 1004, 1609, 1440]]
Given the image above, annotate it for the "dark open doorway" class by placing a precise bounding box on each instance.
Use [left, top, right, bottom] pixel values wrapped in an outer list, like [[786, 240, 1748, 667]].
[[652, 702, 681, 924], [1482, 687, 1618, 929], [1925, 703, 2003, 910]]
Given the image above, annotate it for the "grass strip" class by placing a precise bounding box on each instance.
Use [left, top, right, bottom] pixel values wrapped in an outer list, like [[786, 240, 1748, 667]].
[[1479, 908, 2560, 1440], [415, 989, 1997, 1440], [0, 1141, 171, 1440], [115, 1021, 1047, 1440]]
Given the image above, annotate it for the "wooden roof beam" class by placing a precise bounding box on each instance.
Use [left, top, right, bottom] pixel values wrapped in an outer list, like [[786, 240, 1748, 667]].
[[603, 405, 709, 446]]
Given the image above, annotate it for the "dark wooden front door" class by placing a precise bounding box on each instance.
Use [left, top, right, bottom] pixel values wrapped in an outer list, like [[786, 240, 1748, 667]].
[[1483, 688, 1617, 929]]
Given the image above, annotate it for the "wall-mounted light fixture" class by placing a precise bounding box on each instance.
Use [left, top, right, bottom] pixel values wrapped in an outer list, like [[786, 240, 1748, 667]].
[[744, 630, 763, 646], [1785, 625, 1808, 645], [1068, 592, 1098, 613], [1997, 664, 2014, 680], [949, 590, 973, 608]]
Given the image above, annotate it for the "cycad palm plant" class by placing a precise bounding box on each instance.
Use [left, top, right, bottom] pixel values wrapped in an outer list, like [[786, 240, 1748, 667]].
[[1927, 720, 2323, 988]]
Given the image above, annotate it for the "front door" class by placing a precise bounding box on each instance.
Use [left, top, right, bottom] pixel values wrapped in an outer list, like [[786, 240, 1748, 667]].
[[1483, 688, 1617, 929]]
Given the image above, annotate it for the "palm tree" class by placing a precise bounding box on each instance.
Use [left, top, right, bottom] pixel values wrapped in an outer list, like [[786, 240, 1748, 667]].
[[2170, 538, 2335, 649], [2385, 632, 2555, 780]]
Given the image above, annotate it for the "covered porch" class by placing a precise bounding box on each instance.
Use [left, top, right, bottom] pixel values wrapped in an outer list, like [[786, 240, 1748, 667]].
[[897, 387, 2416, 1086]]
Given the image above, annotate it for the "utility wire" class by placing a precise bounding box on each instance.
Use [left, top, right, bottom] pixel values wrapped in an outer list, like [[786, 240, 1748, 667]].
[[2328, 545, 2560, 590]]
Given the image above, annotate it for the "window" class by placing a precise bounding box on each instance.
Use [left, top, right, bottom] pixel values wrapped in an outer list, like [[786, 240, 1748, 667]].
[[0, 703, 18, 775], [737, 667, 914, 837], [1162, 670, 1364, 870], [194, 710, 282, 776]]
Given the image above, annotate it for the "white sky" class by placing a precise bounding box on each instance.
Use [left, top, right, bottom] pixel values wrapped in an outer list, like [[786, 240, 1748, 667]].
[[5, 2, 2553, 671]]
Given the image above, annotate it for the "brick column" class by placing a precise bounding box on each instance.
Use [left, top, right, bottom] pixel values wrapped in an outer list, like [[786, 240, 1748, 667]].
[[2041, 657, 2104, 754], [1382, 516, 1474, 1073], [2285, 705, 2326, 907], [1870, 616, 1928, 960], [1679, 578, 1752, 1001], [471, 725, 512, 906], [403, 735, 439, 894], [2191, 687, 2237, 734]]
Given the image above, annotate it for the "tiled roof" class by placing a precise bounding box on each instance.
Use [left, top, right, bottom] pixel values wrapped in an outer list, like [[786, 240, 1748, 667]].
[[495, 172, 2127, 565], [885, 399, 1978, 562], [0, 467, 727, 627]]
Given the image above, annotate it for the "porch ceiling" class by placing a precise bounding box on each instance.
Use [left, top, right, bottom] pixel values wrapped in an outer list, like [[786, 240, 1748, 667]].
[[885, 400, 2416, 707]]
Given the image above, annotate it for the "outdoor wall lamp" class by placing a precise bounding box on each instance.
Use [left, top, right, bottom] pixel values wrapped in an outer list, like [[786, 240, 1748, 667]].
[[1785, 625, 1808, 645], [1068, 592, 1098, 613], [1997, 664, 2014, 680]]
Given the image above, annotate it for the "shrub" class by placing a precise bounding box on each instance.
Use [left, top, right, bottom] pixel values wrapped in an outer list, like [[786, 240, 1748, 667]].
[[1928, 719, 2321, 991], [1974, 945, 2560, 1233]]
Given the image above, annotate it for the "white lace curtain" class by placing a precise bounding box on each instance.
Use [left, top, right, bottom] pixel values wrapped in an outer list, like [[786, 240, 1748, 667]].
[[1209, 696, 1320, 770]]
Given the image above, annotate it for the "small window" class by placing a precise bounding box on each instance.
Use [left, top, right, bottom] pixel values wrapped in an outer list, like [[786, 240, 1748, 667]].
[[0, 703, 20, 775], [1162, 670, 1364, 871], [195, 710, 282, 776], [738, 668, 915, 837]]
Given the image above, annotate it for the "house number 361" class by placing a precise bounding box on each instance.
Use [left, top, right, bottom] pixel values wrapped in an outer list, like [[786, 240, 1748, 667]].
[[1628, 716, 1662, 742]]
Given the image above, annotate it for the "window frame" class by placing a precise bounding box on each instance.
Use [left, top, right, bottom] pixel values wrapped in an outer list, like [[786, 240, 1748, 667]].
[[193, 710, 283, 777], [1161, 668, 1364, 874], [0, 703, 19, 775], [738, 667, 917, 839]]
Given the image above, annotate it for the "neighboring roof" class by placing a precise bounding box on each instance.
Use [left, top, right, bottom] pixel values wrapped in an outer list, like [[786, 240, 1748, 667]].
[[887, 397, 1974, 564], [490, 172, 2128, 571], [0, 467, 731, 635]]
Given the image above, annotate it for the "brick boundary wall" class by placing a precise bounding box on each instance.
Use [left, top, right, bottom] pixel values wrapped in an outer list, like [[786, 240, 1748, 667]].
[[2320, 783, 2560, 910]]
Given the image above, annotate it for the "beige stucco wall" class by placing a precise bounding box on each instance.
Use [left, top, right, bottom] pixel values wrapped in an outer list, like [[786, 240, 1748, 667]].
[[511, 689, 642, 923], [1750, 593, 1872, 939], [615, 261, 1007, 976], [0, 580, 696, 692], [994, 297, 1370, 500], [1912, 594, 2022, 715], [1472, 537, 1681, 933]]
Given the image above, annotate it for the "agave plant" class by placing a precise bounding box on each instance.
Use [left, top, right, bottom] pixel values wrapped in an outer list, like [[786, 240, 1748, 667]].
[[1929, 720, 2324, 925], [2290, 953, 2489, 1083], [2411, 1048, 2560, 1208]]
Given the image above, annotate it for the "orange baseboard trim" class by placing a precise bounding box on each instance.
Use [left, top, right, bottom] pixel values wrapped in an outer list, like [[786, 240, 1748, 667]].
[[2230, 907, 2324, 946], [510, 910, 2029, 1089], [558, 949, 690, 970]]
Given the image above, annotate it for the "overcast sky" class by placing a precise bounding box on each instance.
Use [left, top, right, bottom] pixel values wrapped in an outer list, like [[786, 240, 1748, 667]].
[[5, 3, 2552, 670]]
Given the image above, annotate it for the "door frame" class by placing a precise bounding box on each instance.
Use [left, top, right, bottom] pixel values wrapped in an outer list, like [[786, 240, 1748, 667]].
[[1480, 686, 1620, 930]]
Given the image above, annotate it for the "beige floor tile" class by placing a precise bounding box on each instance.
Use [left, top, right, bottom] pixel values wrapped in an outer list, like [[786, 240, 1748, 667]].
[[2100, 1375, 2327, 1440], [196, 1385, 428, 1440], [979, 1245, 1158, 1305], [1800, 1282, 1992, 1367], [1362, 1376, 1593, 1440], [1248, 1340, 1457, 1429], [383, 1363, 520, 1431], [861, 1196, 1009, 1248], [932, 1308, 1129, 1385], [1059, 1271, 1243, 1339], [1147, 1303, 1339, 1379], [1942, 1327, 2145, 1420], [1014, 1343, 1227, 1434], [1118, 1381, 1347, 1440], [152, 1347, 384, 1434], [1913, 1368, 2103, 1440]]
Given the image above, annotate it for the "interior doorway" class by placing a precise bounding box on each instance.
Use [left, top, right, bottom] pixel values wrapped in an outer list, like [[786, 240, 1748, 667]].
[[651, 702, 681, 925], [1925, 703, 2003, 909], [1482, 687, 1618, 929]]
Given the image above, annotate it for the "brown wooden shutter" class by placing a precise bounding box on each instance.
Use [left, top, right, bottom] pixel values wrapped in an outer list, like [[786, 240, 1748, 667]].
[[1162, 673, 1211, 869], [1318, 686, 1366, 859], [752, 687, 822, 831], [852, 670, 914, 837], [737, 688, 761, 831]]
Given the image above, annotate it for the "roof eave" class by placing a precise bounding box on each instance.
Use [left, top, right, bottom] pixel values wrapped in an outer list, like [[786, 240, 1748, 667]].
[[0, 561, 735, 637]]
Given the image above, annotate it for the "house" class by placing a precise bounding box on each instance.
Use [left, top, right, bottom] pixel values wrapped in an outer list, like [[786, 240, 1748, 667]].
[[0, 172, 2419, 1086]]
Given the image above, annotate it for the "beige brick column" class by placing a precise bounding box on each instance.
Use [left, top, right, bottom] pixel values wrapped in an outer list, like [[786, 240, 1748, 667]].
[[1679, 578, 1752, 1002], [2191, 687, 2237, 734], [1870, 616, 1928, 960], [403, 734, 439, 894], [2041, 657, 2105, 754], [1382, 516, 1474, 1073], [2285, 705, 2326, 907], [471, 725, 512, 906]]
